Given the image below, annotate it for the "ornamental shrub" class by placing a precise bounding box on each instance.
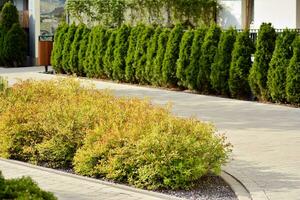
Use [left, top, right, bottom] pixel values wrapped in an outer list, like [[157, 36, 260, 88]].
[[0, 78, 230, 190], [0, 79, 111, 168], [249, 23, 276, 101], [229, 30, 255, 99], [51, 23, 69, 73], [152, 28, 170, 86], [103, 30, 117, 78], [94, 27, 109, 78], [74, 113, 229, 190], [267, 30, 296, 103], [185, 27, 207, 90], [77, 27, 90, 76], [145, 26, 162, 84], [125, 25, 145, 83], [134, 26, 154, 84], [0, 76, 8, 92], [176, 29, 194, 88], [0, 171, 57, 200], [286, 36, 300, 104], [2, 23, 27, 67], [0, 2, 19, 31], [210, 28, 237, 96], [61, 23, 77, 73], [69, 24, 86, 75], [162, 24, 184, 87], [197, 24, 221, 93], [112, 24, 131, 81]]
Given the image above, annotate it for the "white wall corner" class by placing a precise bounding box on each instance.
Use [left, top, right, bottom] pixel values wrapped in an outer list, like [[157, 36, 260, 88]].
[[28, 0, 40, 65]]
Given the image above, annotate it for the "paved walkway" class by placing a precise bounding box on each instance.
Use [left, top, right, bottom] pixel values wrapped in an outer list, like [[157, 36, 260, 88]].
[[1, 67, 300, 200], [0, 159, 176, 200]]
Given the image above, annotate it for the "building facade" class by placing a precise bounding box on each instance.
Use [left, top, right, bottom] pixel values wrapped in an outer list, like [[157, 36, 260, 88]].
[[219, 0, 300, 29], [11, 0, 40, 65]]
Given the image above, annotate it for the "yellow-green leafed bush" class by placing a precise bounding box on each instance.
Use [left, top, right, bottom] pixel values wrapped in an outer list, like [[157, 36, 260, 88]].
[[74, 116, 229, 190], [0, 79, 112, 168], [0, 76, 8, 92], [0, 78, 231, 190]]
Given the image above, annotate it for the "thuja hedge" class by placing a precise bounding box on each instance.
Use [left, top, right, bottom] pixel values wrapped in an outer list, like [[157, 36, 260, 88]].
[[286, 36, 300, 104], [0, 79, 231, 190], [0, 171, 56, 200], [267, 30, 297, 103], [249, 23, 276, 101], [51, 23, 300, 105], [210, 28, 236, 95], [229, 30, 255, 99]]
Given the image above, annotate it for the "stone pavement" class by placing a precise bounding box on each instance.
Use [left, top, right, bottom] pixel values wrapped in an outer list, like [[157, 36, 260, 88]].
[[0, 159, 178, 200], [1, 67, 300, 200]]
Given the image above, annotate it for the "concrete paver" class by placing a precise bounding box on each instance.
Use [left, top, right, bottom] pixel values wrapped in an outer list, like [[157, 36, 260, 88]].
[[1, 67, 300, 200]]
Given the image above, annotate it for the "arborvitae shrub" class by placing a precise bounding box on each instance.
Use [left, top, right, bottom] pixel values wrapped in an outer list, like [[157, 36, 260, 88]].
[[61, 23, 77, 73], [162, 24, 184, 87], [84, 26, 104, 78], [51, 23, 68, 73], [112, 24, 131, 81], [3, 23, 27, 67], [103, 30, 117, 78], [176, 29, 194, 88], [229, 30, 255, 99], [134, 26, 154, 84], [267, 30, 296, 103], [286, 36, 300, 104], [77, 27, 90, 76], [210, 28, 237, 96], [185, 28, 207, 90], [0, 2, 19, 31], [94, 27, 108, 78], [0, 26, 5, 65], [83, 28, 95, 77], [69, 24, 86, 75], [125, 25, 144, 83], [145, 26, 162, 84], [249, 23, 276, 101], [197, 24, 221, 93], [152, 28, 170, 86]]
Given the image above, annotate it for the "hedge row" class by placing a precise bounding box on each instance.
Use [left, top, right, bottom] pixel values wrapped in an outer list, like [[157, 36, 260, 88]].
[[52, 23, 300, 105], [0, 171, 56, 200], [0, 79, 230, 190], [0, 2, 27, 67]]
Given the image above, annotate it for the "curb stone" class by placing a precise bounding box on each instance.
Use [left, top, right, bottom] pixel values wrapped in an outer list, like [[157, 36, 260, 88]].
[[221, 171, 252, 200], [223, 166, 269, 200]]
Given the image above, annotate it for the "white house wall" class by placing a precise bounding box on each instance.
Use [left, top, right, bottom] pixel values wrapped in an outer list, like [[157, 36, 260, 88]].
[[219, 0, 243, 29], [297, 0, 300, 28], [252, 0, 297, 29], [28, 0, 40, 65]]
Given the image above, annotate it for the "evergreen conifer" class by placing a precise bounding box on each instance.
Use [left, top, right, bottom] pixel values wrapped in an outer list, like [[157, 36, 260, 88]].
[[249, 23, 276, 101]]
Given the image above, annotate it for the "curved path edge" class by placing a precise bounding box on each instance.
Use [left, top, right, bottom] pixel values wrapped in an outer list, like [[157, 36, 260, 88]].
[[223, 166, 269, 200], [220, 171, 252, 200]]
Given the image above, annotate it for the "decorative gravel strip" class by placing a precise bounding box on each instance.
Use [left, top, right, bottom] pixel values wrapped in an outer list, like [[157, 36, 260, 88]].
[[160, 175, 237, 200]]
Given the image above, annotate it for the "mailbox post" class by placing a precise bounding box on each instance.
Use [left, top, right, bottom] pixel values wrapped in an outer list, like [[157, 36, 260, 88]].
[[38, 35, 54, 73]]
